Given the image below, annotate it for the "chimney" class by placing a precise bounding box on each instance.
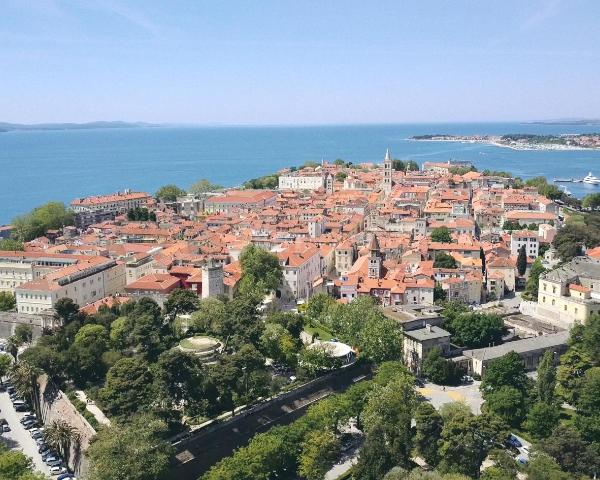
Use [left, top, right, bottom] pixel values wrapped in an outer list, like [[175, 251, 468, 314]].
[[426, 324, 433, 332]]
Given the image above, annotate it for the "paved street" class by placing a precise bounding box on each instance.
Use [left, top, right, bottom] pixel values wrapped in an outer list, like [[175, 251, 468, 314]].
[[417, 380, 484, 414], [0, 390, 51, 475]]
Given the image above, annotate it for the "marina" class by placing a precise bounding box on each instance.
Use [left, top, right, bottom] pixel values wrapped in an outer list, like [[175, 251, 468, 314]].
[[553, 172, 600, 185]]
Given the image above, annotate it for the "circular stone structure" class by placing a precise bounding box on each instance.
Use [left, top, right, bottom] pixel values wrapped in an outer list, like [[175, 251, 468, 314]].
[[178, 336, 222, 363]]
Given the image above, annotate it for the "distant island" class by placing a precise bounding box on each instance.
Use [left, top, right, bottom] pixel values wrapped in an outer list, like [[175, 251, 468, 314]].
[[411, 133, 600, 150], [0, 121, 159, 132], [526, 119, 600, 126]]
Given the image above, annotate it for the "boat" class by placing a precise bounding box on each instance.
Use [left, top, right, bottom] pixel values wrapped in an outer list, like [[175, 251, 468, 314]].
[[561, 185, 572, 196], [553, 178, 573, 182], [583, 172, 600, 185]]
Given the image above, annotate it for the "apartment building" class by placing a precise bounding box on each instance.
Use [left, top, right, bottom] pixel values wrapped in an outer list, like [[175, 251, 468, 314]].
[[510, 230, 539, 258]]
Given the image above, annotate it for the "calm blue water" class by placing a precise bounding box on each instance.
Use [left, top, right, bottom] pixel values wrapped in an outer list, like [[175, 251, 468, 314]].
[[2, 122, 600, 224]]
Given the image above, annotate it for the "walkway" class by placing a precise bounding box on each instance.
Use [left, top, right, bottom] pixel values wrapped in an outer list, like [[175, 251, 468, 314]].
[[74, 391, 110, 426]]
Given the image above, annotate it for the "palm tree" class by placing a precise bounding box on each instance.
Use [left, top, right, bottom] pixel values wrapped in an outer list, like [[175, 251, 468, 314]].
[[44, 419, 80, 465], [9, 360, 42, 417]]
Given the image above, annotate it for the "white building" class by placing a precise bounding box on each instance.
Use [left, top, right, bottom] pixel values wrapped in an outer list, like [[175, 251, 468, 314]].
[[276, 243, 322, 301], [15, 256, 126, 315], [510, 230, 539, 258], [278, 173, 325, 191]]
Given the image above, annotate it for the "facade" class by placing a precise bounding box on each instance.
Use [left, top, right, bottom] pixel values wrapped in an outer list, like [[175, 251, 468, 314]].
[[403, 324, 451, 375], [278, 172, 325, 191], [460, 331, 569, 376], [510, 230, 539, 258], [204, 190, 277, 213], [71, 191, 152, 213], [536, 256, 600, 325], [277, 243, 321, 301], [15, 257, 125, 315]]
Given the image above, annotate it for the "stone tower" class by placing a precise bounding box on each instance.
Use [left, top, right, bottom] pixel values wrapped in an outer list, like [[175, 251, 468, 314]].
[[367, 234, 382, 279], [382, 148, 393, 194], [325, 173, 334, 195], [201, 260, 224, 299]]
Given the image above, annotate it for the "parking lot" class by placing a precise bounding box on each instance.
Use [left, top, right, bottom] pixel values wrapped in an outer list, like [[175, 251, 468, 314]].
[[0, 389, 51, 475]]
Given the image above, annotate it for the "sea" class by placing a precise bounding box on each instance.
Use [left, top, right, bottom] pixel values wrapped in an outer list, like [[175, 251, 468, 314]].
[[2, 122, 600, 224]]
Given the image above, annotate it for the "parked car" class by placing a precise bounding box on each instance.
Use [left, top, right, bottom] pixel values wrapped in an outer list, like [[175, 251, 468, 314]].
[[21, 415, 36, 424], [57, 475, 75, 480], [41, 451, 58, 461], [23, 421, 38, 430], [38, 444, 50, 454], [45, 455, 61, 464], [47, 459, 64, 468], [506, 435, 522, 449], [49, 466, 67, 476], [2, 425, 10, 432], [14, 402, 29, 412]]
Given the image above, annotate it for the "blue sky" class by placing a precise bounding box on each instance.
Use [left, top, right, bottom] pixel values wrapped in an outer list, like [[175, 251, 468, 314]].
[[1, 0, 599, 124]]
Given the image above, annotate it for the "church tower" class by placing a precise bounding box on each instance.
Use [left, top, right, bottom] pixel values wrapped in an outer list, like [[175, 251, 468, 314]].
[[325, 173, 334, 195], [367, 234, 382, 279], [382, 148, 393, 194]]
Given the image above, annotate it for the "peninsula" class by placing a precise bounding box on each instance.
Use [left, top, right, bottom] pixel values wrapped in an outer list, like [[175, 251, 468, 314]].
[[411, 133, 600, 150]]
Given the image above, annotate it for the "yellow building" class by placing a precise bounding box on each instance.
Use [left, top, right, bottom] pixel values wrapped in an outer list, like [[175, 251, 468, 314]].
[[537, 257, 600, 325]]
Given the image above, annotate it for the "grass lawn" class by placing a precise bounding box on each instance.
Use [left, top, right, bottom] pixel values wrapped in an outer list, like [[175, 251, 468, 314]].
[[304, 323, 334, 341], [564, 209, 585, 225]]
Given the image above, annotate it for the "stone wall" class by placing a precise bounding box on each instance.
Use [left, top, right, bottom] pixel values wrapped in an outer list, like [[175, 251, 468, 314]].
[[0, 312, 44, 339], [36, 375, 96, 477]]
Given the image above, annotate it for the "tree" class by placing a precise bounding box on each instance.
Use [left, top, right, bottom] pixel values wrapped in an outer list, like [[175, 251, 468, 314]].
[[11, 201, 74, 241], [482, 449, 518, 480], [239, 244, 283, 297], [69, 323, 110, 384], [335, 171, 347, 182], [415, 402, 443, 467], [9, 361, 42, 416], [190, 297, 226, 334], [0, 238, 24, 251], [163, 288, 200, 318], [53, 297, 80, 324], [556, 347, 592, 405], [431, 227, 453, 243], [438, 413, 508, 478], [523, 258, 545, 300], [87, 414, 173, 480], [577, 366, 600, 415], [422, 347, 463, 385], [434, 283, 447, 302], [446, 312, 503, 349], [516, 245, 527, 276], [536, 350, 556, 403], [353, 422, 397, 480], [0, 446, 41, 480], [481, 351, 528, 396], [0, 355, 11, 381], [6, 336, 20, 361], [582, 192, 600, 210], [433, 253, 457, 269], [100, 357, 154, 417], [362, 378, 417, 469], [298, 346, 340, 377], [189, 179, 223, 194], [0, 292, 16, 311], [540, 424, 598, 476], [44, 419, 79, 465], [527, 451, 571, 480], [154, 350, 209, 414], [357, 314, 403, 363], [13, 324, 32, 345], [155, 184, 185, 202], [298, 430, 340, 480], [524, 402, 560, 439], [259, 322, 299, 366], [483, 386, 527, 427], [334, 158, 346, 166]]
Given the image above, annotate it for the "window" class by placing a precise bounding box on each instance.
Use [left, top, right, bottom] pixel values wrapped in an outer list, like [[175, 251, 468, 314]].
[[564, 305, 567, 311]]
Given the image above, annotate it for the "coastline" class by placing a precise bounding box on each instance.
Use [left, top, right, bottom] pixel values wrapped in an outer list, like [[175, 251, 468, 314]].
[[408, 137, 597, 151]]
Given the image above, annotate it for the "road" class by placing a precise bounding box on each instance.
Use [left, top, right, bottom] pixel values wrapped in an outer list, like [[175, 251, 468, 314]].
[[0, 390, 51, 476], [169, 363, 372, 480]]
